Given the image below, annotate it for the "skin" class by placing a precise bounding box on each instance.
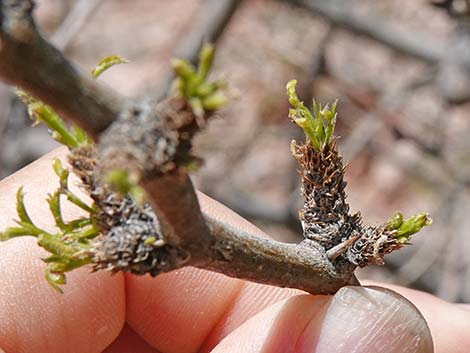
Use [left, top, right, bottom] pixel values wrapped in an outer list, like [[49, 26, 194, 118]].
[[0, 148, 468, 353]]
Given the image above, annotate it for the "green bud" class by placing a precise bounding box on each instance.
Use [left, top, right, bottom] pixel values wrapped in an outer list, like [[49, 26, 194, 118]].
[[52, 158, 68, 181], [386, 211, 404, 230], [286, 80, 302, 108], [129, 185, 145, 206], [197, 43, 214, 81], [37, 233, 77, 258], [171, 44, 227, 117], [322, 100, 337, 123], [287, 80, 338, 151], [105, 169, 146, 205], [45, 269, 66, 293], [202, 91, 227, 110], [16, 187, 33, 224], [189, 97, 205, 119], [395, 213, 432, 243], [171, 59, 196, 81], [104, 169, 133, 195], [144, 236, 157, 245]]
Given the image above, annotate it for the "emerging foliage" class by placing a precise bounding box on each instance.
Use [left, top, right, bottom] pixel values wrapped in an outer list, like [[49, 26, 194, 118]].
[[91, 55, 128, 78], [17, 90, 91, 149], [0, 45, 432, 293], [386, 211, 432, 244], [0, 48, 226, 292], [172, 43, 227, 119], [0, 55, 129, 291], [104, 169, 145, 205], [0, 166, 96, 292], [287, 79, 337, 151], [287, 80, 431, 265]]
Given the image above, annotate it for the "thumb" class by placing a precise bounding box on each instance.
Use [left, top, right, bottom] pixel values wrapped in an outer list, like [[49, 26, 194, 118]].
[[300, 286, 433, 353], [212, 286, 433, 353]]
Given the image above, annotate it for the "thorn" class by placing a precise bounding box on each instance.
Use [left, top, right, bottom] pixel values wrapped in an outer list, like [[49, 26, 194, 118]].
[[326, 233, 361, 261]]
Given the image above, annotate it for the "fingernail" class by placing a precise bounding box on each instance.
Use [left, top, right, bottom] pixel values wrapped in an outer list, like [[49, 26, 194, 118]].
[[298, 286, 433, 353]]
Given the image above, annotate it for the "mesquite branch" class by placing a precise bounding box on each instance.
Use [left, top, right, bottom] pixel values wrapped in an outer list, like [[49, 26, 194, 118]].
[[0, 1, 430, 295]]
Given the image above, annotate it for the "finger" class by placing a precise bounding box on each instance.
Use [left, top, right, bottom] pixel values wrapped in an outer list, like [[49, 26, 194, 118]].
[[125, 193, 292, 353], [212, 286, 433, 353], [363, 281, 470, 353], [126, 193, 431, 353], [126, 268, 243, 353], [102, 324, 160, 353], [200, 282, 303, 352], [211, 294, 328, 353], [0, 149, 126, 353], [0, 238, 125, 353]]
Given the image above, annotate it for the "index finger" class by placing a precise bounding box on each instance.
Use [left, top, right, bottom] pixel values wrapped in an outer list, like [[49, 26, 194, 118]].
[[0, 148, 125, 353]]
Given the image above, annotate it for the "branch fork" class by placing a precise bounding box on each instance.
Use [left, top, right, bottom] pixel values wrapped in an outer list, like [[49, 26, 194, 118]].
[[0, 1, 431, 295]]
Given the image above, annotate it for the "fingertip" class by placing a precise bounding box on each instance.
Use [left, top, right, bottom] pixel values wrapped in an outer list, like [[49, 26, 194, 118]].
[[363, 281, 470, 352], [298, 286, 433, 353], [0, 237, 125, 353]]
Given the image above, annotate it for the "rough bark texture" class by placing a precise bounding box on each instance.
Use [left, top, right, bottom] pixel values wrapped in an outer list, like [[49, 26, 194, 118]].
[[292, 140, 362, 249], [66, 102, 359, 294], [292, 138, 406, 267], [2, 0, 407, 295]]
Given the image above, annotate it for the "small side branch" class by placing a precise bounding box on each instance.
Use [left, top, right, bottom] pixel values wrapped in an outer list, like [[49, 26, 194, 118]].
[[0, 0, 430, 295], [197, 215, 357, 294]]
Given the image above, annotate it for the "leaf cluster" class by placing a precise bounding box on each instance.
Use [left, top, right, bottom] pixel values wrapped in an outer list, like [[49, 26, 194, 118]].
[[172, 44, 227, 118], [286, 79, 337, 151], [386, 211, 432, 244], [0, 163, 98, 292], [0, 55, 132, 291]]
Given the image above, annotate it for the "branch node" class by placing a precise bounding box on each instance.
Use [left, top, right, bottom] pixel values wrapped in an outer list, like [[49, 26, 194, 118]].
[[327, 233, 361, 261]]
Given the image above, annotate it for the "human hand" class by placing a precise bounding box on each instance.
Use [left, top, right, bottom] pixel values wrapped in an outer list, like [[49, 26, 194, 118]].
[[0, 149, 468, 353]]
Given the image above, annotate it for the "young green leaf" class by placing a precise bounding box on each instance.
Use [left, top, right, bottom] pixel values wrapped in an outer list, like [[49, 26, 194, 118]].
[[16, 187, 33, 224], [17, 91, 91, 149], [395, 213, 432, 243], [172, 44, 227, 114], [91, 55, 128, 78], [286, 80, 338, 151]]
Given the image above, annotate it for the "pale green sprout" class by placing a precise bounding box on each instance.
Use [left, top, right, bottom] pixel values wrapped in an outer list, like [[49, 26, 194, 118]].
[[16, 90, 91, 149], [287, 79, 431, 244], [91, 55, 128, 78], [386, 211, 432, 244], [0, 55, 131, 291], [286, 79, 337, 151], [172, 43, 227, 118], [2, 49, 226, 291], [0, 171, 97, 292], [104, 169, 145, 205], [91, 54, 147, 204]]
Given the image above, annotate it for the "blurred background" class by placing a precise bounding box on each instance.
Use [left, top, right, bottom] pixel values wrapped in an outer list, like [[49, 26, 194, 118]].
[[0, 0, 468, 302]]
